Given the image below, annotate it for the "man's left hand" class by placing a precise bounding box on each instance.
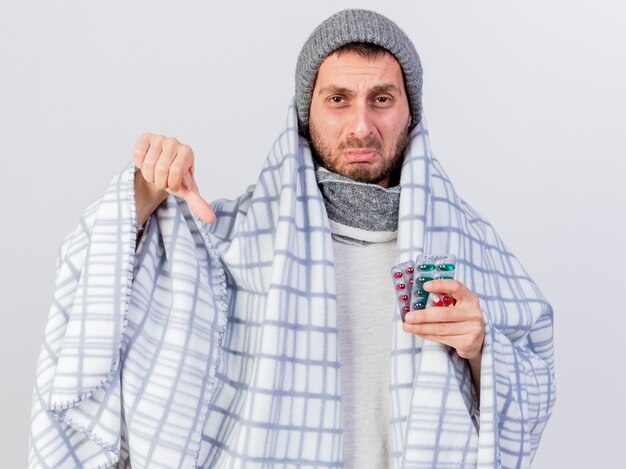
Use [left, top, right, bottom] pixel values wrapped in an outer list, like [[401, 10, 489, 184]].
[[402, 279, 485, 361]]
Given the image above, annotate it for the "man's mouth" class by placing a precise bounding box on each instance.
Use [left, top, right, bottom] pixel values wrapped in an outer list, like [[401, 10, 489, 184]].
[[342, 149, 379, 162]]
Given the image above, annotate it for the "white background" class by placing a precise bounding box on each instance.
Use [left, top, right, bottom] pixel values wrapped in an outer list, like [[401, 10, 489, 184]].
[[1, 1, 624, 467]]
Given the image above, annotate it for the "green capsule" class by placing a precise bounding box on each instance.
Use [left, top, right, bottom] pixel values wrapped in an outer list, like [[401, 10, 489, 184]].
[[438, 275, 454, 280], [417, 275, 434, 284], [412, 301, 426, 310], [437, 263, 455, 272], [415, 289, 428, 296], [417, 263, 436, 272]]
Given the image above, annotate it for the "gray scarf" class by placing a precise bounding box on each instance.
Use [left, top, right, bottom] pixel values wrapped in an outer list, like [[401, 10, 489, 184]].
[[315, 166, 400, 245]]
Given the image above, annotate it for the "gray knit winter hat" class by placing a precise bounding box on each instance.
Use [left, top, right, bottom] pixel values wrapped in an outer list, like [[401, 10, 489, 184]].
[[295, 9, 423, 135]]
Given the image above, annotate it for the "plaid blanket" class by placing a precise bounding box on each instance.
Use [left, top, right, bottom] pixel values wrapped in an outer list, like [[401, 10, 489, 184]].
[[29, 102, 555, 468]]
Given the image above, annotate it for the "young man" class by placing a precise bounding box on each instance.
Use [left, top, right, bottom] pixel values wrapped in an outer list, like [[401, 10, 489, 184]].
[[29, 9, 555, 469]]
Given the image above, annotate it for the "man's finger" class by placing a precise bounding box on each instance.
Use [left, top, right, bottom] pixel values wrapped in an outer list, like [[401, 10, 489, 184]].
[[423, 279, 474, 302], [141, 138, 163, 184], [402, 321, 464, 337], [179, 173, 216, 224], [186, 191, 216, 225], [404, 306, 463, 324], [154, 145, 177, 190], [168, 149, 193, 193], [133, 132, 152, 167]]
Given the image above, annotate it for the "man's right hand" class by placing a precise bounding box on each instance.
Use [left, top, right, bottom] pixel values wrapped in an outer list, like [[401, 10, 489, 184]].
[[132, 132, 216, 226]]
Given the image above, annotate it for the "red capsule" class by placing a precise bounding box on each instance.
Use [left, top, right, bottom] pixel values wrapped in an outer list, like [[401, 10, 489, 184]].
[[430, 294, 444, 307], [396, 283, 406, 290], [394, 271, 403, 278], [403, 306, 410, 313], [409, 279, 414, 285], [406, 266, 414, 274], [400, 294, 409, 301], [443, 295, 453, 306]]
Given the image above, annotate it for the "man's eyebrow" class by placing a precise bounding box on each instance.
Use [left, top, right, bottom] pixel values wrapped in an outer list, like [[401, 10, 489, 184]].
[[317, 85, 353, 96], [316, 83, 403, 96], [369, 84, 402, 95]]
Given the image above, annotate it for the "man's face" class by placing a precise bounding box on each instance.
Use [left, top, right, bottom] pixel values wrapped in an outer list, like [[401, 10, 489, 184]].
[[309, 50, 411, 188]]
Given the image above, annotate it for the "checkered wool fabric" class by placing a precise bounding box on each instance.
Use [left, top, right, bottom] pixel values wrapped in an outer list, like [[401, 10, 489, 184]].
[[29, 102, 555, 468]]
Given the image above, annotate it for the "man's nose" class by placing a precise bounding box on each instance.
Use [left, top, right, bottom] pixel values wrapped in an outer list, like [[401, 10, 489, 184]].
[[347, 101, 375, 139]]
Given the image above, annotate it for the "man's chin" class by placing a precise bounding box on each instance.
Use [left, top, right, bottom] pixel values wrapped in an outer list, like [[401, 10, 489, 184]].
[[339, 165, 387, 185], [312, 150, 397, 186]]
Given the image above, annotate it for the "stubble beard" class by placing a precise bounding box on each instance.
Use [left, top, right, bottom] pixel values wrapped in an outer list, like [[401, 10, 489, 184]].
[[309, 124, 409, 186]]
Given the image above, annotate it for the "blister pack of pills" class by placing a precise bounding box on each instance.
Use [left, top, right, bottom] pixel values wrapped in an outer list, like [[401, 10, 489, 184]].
[[390, 254, 457, 322], [390, 260, 415, 322]]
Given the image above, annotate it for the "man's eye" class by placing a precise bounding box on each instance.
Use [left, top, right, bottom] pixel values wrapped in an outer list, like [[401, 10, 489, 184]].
[[375, 96, 390, 103], [330, 96, 344, 103]]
